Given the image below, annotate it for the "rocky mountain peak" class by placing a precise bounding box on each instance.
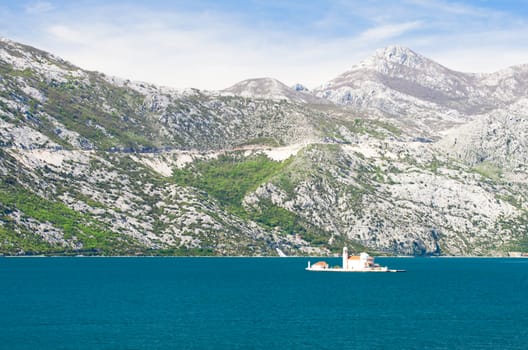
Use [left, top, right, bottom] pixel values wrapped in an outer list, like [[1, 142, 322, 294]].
[[312, 45, 492, 133], [222, 77, 328, 104], [222, 77, 288, 97], [352, 45, 443, 75], [1, 37, 527, 257], [377, 45, 421, 63], [1, 37, 82, 82]]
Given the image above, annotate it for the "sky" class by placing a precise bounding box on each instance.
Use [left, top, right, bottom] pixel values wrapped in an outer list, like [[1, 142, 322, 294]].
[[1, 0, 528, 90]]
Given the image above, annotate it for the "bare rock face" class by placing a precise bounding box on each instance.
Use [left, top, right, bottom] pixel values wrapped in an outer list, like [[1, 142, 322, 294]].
[[312, 46, 528, 137], [222, 77, 329, 105], [1, 38, 527, 256], [243, 140, 524, 256], [437, 99, 528, 177]]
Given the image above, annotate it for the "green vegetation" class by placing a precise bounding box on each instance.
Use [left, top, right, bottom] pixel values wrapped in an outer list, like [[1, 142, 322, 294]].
[[238, 137, 283, 147], [173, 153, 289, 211], [0, 209, 55, 255], [314, 115, 402, 144], [41, 77, 153, 150], [249, 198, 300, 233], [145, 247, 216, 256], [473, 161, 502, 181], [371, 119, 403, 136], [428, 156, 442, 174], [516, 235, 528, 253], [503, 211, 528, 253], [173, 154, 315, 239], [4, 44, 526, 257], [344, 118, 402, 138], [0, 61, 168, 150], [496, 194, 523, 210], [0, 180, 140, 255], [172, 153, 368, 252]]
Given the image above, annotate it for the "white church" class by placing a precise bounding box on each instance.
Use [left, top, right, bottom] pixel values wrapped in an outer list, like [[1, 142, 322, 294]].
[[306, 247, 391, 272]]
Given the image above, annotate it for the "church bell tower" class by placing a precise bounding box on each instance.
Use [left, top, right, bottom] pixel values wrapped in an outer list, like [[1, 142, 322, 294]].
[[342, 247, 348, 270]]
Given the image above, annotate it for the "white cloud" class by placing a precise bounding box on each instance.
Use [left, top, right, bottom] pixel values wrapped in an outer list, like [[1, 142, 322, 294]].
[[5, 2, 528, 90], [25, 1, 54, 14], [358, 21, 423, 42], [419, 28, 528, 73], [405, 0, 502, 17], [434, 48, 528, 73], [47, 25, 83, 43]]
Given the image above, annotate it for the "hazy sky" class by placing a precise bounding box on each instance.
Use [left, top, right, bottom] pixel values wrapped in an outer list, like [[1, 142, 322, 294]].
[[1, 0, 528, 90]]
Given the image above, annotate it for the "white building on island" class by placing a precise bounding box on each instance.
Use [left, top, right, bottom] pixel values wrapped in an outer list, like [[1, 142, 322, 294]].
[[306, 247, 400, 272], [342, 247, 380, 271], [306, 261, 329, 270]]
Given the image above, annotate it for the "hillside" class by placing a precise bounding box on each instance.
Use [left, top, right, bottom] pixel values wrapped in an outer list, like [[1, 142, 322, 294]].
[[313, 46, 528, 137], [1, 38, 527, 256], [222, 77, 329, 105]]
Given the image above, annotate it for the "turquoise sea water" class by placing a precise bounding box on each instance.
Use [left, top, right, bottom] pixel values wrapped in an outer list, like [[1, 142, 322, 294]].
[[1, 257, 527, 349]]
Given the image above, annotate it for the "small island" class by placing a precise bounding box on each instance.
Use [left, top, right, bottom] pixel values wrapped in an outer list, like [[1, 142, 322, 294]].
[[306, 247, 405, 272]]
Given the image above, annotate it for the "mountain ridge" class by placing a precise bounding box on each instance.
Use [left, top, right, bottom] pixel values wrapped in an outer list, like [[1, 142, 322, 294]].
[[309, 45, 528, 137], [221, 77, 329, 105], [1, 38, 527, 256]]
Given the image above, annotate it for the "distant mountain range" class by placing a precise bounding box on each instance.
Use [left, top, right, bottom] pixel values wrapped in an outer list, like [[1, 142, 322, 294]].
[[1, 37, 526, 256]]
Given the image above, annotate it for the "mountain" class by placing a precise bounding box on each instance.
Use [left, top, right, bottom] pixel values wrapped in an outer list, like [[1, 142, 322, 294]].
[[222, 77, 328, 105], [437, 98, 528, 177], [1, 38, 527, 256], [313, 46, 528, 137]]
